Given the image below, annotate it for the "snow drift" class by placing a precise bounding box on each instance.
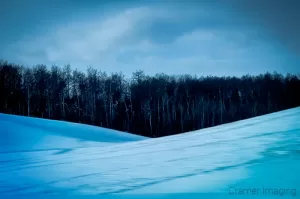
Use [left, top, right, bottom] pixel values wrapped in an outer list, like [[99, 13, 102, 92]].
[[0, 107, 299, 198], [0, 113, 147, 152]]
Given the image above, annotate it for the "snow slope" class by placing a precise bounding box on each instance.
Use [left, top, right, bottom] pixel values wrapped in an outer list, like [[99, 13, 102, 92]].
[[0, 107, 300, 198], [0, 113, 147, 152]]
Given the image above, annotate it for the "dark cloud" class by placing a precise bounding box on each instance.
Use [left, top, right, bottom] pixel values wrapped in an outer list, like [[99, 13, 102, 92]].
[[226, 0, 300, 55]]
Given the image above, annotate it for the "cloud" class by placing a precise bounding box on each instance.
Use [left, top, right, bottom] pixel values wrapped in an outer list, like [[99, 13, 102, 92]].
[[227, 0, 300, 55], [14, 7, 150, 64], [120, 29, 284, 77], [3, 2, 300, 77]]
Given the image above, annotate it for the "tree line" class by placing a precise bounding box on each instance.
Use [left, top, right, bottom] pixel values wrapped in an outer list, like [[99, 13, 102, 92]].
[[0, 60, 299, 137]]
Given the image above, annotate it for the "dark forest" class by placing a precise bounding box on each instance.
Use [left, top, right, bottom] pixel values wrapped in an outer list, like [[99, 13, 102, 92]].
[[0, 60, 299, 137]]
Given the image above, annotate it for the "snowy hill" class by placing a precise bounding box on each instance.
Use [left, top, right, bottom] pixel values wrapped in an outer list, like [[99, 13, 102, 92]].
[[0, 113, 147, 152], [0, 107, 300, 198]]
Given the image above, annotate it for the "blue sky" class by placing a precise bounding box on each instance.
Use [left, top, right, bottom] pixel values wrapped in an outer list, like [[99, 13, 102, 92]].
[[0, 0, 299, 77]]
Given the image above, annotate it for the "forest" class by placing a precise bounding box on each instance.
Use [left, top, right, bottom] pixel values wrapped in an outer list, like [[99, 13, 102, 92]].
[[0, 60, 300, 137]]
